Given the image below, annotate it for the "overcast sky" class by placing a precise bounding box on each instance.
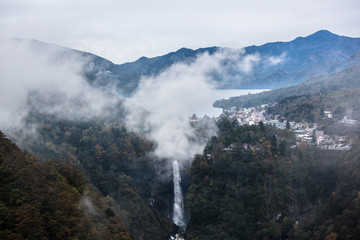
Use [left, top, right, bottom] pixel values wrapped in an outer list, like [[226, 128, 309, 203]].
[[1, 0, 359, 63]]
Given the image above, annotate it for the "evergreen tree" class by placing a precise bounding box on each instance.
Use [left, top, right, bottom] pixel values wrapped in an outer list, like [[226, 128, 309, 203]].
[[279, 140, 287, 156], [311, 129, 317, 145], [271, 135, 278, 154], [259, 121, 265, 132], [320, 107, 325, 117]]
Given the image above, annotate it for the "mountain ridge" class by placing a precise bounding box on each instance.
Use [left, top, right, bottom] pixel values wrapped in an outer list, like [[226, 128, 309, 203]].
[[85, 30, 360, 94], [9, 30, 360, 96]]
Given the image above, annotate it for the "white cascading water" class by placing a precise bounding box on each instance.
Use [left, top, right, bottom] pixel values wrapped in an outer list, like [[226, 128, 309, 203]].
[[172, 160, 186, 229]]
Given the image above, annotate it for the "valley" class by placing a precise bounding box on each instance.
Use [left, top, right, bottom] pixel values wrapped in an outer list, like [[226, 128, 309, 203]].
[[1, 30, 360, 240]]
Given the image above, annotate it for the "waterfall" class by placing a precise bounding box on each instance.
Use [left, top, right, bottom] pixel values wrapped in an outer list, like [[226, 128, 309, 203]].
[[172, 160, 186, 229]]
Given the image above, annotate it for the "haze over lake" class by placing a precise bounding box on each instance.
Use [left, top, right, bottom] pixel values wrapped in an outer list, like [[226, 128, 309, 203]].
[[197, 89, 269, 117]]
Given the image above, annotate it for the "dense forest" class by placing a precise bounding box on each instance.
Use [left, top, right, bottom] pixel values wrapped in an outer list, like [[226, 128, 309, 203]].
[[185, 118, 360, 239], [7, 110, 176, 240], [1, 99, 360, 240], [2, 108, 360, 239], [0, 131, 133, 239]]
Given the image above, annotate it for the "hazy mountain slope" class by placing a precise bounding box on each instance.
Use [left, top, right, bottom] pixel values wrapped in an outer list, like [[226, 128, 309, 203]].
[[214, 64, 360, 109], [113, 30, 360, 91], [105, 47, 219, 95], [237, 30, 360, 88], [245, 30, 360, 73], [13, 30, 360, 96], [93, 30, 360, 93], [10, 39, 219, 96]]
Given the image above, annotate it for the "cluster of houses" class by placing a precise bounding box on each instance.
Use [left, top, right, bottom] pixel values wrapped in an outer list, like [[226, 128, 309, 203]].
[[220, 106, 356, 151], [290, 123, 351, 150]]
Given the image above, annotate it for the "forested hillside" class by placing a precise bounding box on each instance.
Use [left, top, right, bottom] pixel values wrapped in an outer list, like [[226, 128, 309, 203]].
[[7, 110, 176, 240], [0, 131, 133, 239], [3, 30, 360, 240], [185, 118, 360, 239], [4, 111, 360, 239]]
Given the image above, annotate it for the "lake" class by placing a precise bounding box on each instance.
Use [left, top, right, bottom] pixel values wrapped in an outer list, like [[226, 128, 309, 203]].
[[196, 89, 269, 117]]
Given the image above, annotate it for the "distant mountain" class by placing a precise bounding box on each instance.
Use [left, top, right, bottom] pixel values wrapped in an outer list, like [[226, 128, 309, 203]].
[[90, 30, 360, 94], [238, 30, 360, 88], [12, 30, 360, 96], [89, 46, 219, 95], [84, 30, 360, 94]]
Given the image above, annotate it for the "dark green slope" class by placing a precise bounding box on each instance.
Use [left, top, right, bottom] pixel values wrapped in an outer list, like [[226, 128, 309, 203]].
[[8, 112, 175, 240], [0, 131, 133, 240], [185, 119, 360, 240]]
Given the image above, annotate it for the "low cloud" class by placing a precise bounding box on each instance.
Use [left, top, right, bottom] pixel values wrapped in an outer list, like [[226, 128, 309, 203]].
[[0, 39, 118, 131], [81, 195, 99, 216], [266, 52, 286, 66], [124, 48, 267, 166], [238, 53, 260, 73], [0, 40, 269, 169], [124, 52, 222, 166]]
